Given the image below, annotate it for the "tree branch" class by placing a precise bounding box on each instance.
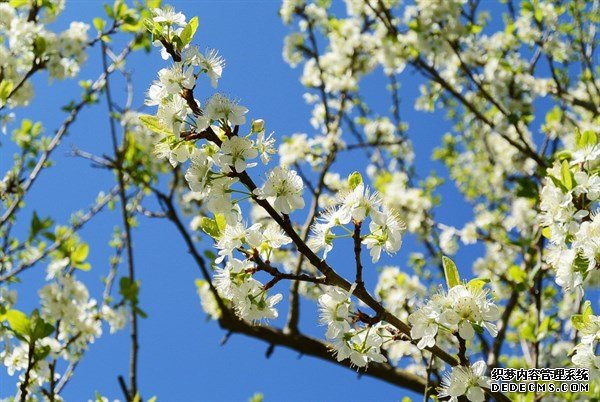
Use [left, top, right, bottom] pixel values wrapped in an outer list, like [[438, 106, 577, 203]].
[[101, 41, 138, 401], [217, 314, 428, 394]]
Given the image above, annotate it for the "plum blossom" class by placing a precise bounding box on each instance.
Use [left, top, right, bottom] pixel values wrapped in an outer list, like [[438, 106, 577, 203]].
[[438, 361, 490, 402], [254, 167, 305, 214], [362, 210, 405, 263]]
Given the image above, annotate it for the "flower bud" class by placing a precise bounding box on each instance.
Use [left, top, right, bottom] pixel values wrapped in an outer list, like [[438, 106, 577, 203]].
[[251, 119, 265, 133]]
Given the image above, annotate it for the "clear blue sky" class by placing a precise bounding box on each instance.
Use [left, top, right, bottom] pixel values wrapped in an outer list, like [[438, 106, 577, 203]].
[[3, 1, 581, 401]]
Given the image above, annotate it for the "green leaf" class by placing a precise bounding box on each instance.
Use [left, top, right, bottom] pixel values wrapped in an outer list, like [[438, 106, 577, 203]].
[[577, 130, 598, 149], [200, 217, 221, 239], [534, 6, 543, 23], [549, 175, 568, 194], [30, 310, 54, 340], [9, 0, 29, 7], [442, 256, 460, 288], [0, 80, 14, 102], [143, 17, 156, 32], [203, 249, 217, 261], [4, 309, 31, 337], [138, 114, 173, 136], [75, 262, 92, 271], [146, 0, 161, 8], [468, 24, 483, 34], [466, 278, 489, 291], [248, 393, 263, 402], [35, 345, 52, 360], [537, 317, 551, 341], [561, 160, 573, 190], [113, 0, 128, 20], [71, 243, 89, 263], [179, 16, 199, 48], [215, 214, 227, 233], [571, 314, 584, 330], [134, 306, 148, 319], [541, 227, 552, 239], [93, 17, 106, 32], [29, 211, 53, 241], [33, 36, 46, 56], [582, 300, 594, 317], [119, 277, 141, 306], [348, 171, 363, 190], [104, 3, 114, 18], [508, 265, 527, 284], [572, 301, 593, 331], [587, 131, 598, 146]]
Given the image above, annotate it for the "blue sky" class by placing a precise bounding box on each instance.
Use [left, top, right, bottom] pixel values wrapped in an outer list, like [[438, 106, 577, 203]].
[[2, 1, 584, 401]]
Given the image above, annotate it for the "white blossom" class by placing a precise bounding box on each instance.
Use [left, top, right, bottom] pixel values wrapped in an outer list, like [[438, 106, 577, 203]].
[[254, 167, 305, 214]]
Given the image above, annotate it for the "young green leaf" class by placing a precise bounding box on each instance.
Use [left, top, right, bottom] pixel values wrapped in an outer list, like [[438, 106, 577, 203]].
[[139, 114, 173, 136], [71, 243, 89, 264], [30, 310, 54, 340], [93, 17, 106, 32], [466, 277, 490, 291], [348, 171, 363, 190], [200, 217, 221, 239], [179, 16, 199, 48], [560, 160, 573, 190], [4, 309, 31, 337], [442, 256, 460, 288]]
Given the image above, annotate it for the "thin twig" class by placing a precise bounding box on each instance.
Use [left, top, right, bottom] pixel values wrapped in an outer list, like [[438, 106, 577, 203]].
[[101, 41, 138, 401]]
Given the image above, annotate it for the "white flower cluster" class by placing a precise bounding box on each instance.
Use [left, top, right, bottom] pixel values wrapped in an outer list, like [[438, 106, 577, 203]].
[[143, 7, 323, 323], [1, 258, 126, 396], [408, 284, 500, 349], [375, 266, 426, 321], [308, 179, 405, 263], [215, 258, 283, 322], [438, 360, 490, 402], [210, 222, 292, 321], [146, 11, 306, 221], [373, 171, 433, 235], [39, 271, 102, 353], [317, 286, 387, 368], [539, 131, 600, 292], [0, 1, 89, 108]]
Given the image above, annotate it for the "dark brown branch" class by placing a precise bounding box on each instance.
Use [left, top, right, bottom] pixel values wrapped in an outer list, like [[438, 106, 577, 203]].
[[19, 342, 35, 402], [217, 314, 428, 394], [249, 251, 328, 289], [353, 221, 364, 287], [118, 376, 131, 402], [159, 37, 182, 62], [154, 187, 229, 315]]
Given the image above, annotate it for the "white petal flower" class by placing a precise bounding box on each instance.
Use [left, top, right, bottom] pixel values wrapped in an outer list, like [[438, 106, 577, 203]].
[[218, 136, 258, 173], [438, 361, 490, 402], [152, 7, 186, 26], [158, 64, 195, 94], [362, 210, 405, 262], [254, 167, 305, 214], [205, 94, 248, 125], [198, 49, 225, 88]]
